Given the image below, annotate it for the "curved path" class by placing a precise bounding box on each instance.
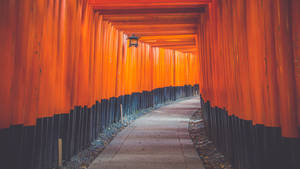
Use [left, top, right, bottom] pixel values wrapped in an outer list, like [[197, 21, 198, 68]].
[[88, 97, 204, 169]]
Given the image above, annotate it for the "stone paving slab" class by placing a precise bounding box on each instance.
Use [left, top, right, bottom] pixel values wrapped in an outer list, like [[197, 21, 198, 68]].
[[88, 97, 204, 169]]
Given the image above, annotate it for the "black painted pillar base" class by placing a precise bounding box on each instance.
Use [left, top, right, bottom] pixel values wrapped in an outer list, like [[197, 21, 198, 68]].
[[0, 85, 199, 169], [200, 95, 300, 169]]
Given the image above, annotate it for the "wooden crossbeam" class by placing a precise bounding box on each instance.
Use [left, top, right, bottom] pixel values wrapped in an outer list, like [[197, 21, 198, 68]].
[[97, 8, 205, 15], [88, 0, 210, 54]]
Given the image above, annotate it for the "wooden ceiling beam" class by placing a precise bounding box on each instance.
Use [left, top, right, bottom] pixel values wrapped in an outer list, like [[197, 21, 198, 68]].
[[151, 43, 196, 48], [89, 0, 210, 10], [146, 40, 195, 46], [124, 31, 197, 37], [89, 0, 211, 4], [92, 5, 206, 10], [114, 24, 196, 29], [96, 8, 205, 15], [141, 39, 195, 44], [159, 45, 196, 49], [88, 0, 208, 53], [103, 15, 199, 22], [109, 20, 198, 25], [152, 44, 196, 48], [144, 39, 195, 43], [118, 27, 196, 33], [140, 34, 196, 40], [103, 13, 201, 19], [89, 0, 211, 3]]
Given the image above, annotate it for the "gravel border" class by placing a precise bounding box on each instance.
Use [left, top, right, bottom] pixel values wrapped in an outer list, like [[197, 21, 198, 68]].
[[188, 109, 233, 169]]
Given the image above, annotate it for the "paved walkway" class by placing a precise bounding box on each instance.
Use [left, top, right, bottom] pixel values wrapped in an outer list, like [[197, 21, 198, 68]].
[[88, 97, 204, 169]]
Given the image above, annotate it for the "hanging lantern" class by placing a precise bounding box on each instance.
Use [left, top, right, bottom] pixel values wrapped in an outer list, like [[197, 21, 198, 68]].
[[128, 34, 139, 48]]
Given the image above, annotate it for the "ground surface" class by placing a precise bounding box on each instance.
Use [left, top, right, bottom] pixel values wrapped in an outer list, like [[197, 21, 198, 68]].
[[62, 107, 153, 169], [88, 97, 204, 169], [189, 110, 233, 169]]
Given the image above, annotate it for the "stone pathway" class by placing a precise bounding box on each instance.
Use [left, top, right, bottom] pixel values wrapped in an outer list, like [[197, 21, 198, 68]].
[[88, 97, 204, 169]]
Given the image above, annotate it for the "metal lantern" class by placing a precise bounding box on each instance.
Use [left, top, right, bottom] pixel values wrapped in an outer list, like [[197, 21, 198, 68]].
[[128, 34, 139, 48]]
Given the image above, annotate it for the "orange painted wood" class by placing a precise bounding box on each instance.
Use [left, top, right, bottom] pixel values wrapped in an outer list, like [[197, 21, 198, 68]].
[[97, 8, 205, 15], [291, 0, 300, 127], [0, 0, 200, 129], [93, 1, 202, 53], [88, 0, 210, 9], [197, 0, 300, 138]]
